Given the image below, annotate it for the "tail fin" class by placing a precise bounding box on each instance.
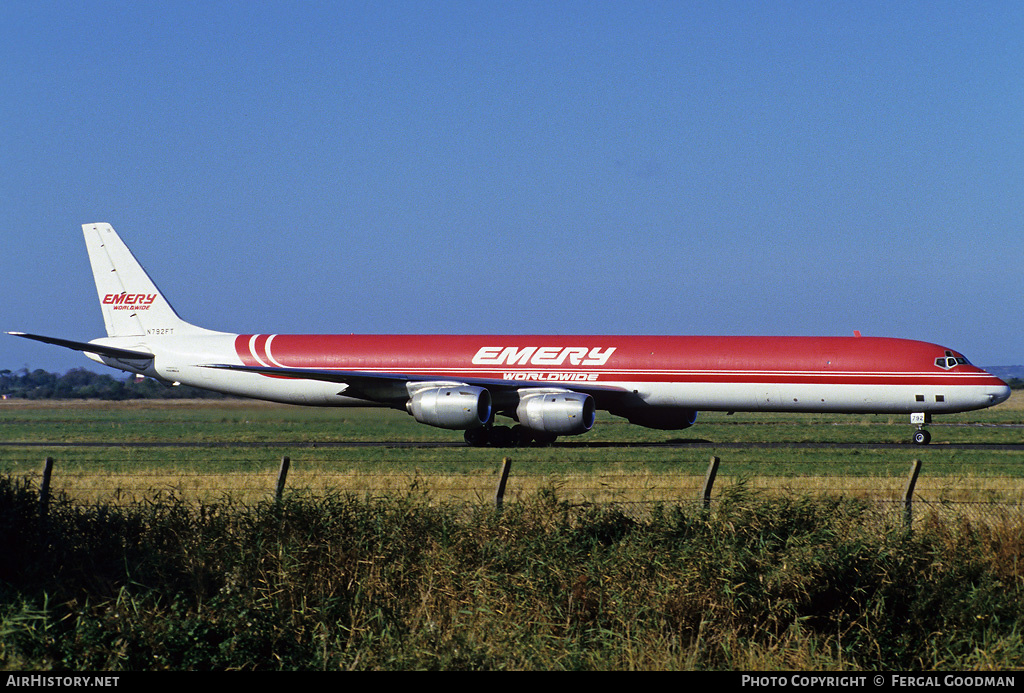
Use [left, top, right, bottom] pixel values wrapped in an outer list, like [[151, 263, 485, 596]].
[[83, 223, 209, 337]]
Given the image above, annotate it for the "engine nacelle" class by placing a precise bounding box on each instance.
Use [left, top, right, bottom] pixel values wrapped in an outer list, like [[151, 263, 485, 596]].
[[516, 391, 596, 436], [622, 407, 698, 430], [407, 385, 492, 430]]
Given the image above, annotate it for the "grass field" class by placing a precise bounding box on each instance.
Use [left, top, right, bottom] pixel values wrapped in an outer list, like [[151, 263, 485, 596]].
[[1, 393, 1022, 507], [3, 395, 1023, 670]]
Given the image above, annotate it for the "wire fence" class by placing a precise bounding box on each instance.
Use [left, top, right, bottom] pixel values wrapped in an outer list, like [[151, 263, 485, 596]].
[[9, 452, 1024, 532]]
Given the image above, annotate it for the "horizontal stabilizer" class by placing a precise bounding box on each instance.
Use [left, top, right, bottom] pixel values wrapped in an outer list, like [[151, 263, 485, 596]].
[[7, 332, 155, 361]]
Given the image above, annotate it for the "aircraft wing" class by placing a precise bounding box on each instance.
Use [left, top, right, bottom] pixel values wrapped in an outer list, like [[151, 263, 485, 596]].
[[201, 362, 630, 408], [7, 332, 155, 361]]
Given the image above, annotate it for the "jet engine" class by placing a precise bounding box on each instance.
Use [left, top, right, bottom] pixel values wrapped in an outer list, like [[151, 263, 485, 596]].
[[516, 390, 596, 436], [407, 385, 492, 429]]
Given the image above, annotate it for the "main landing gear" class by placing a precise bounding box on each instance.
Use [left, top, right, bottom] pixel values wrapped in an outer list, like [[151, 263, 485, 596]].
[[911, 413, 931, 445], [464, 425, 557, 448]]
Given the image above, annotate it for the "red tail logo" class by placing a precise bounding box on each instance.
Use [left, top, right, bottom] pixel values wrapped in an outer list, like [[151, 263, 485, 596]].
[[102, 293, 157, 310]]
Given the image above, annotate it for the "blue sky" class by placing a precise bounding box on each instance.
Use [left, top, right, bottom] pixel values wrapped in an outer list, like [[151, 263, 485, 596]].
[[3, 1, 1022, 374]]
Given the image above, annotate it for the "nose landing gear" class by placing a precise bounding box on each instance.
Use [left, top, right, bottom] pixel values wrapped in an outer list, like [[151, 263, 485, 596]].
[[911, 412, 932, 445]]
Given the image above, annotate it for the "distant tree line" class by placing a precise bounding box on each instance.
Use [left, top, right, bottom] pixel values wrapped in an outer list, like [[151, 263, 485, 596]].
[[0, 368, 228, 400]]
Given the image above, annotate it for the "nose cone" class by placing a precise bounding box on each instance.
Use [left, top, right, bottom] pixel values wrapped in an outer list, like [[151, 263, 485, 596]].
[[984, 373, 1012, 406]]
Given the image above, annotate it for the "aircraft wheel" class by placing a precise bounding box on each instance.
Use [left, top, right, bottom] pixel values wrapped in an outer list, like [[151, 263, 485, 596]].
[[512, 425, 532, 447], [531, 431, 558, 446], [464, 427, 490, 447], [912, 429, 931, 445], [489, 426, 515, 448]]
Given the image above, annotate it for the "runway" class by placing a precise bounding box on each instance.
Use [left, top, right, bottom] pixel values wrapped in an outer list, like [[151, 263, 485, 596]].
[[4, 440, 1023, 451]]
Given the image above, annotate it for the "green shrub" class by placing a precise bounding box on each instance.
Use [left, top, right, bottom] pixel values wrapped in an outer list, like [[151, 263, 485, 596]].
[[1, 475, 1021, 670]]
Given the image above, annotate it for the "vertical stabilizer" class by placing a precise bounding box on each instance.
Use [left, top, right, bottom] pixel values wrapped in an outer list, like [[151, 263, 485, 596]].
[[83, 223, 207, 337]]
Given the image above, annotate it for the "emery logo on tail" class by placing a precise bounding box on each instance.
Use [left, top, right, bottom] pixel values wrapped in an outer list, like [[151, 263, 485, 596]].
[[472, 346, 616, 367], [102, 293, 157, 310]]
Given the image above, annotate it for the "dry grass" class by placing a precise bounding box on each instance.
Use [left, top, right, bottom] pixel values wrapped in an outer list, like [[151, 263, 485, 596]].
[[5, 468, 1024, 670], [998, 389, 1024, 410], [35, 466, 1024, 509]]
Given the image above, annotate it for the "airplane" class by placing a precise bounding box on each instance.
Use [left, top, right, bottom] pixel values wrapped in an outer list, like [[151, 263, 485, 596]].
[[9, 223, 1012, 447]]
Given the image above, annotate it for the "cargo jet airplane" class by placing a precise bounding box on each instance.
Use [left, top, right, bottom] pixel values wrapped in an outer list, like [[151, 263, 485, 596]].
[[9, 223, 1012, 446]]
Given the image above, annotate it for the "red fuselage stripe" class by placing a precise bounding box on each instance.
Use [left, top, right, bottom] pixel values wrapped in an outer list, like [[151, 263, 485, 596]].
[[233, 334, 1007, 389]]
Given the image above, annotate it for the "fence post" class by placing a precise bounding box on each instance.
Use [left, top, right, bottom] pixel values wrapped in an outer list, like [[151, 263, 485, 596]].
[[702, 456, 720, 510], [495, 457, 512, 511], [39, 456, 54, 521], [903, 459, 922, 529], [276, 456, 290, 502]]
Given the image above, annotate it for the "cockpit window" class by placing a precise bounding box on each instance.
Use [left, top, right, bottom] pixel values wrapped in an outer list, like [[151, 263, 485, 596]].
[[935, 351, 971, 370]]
